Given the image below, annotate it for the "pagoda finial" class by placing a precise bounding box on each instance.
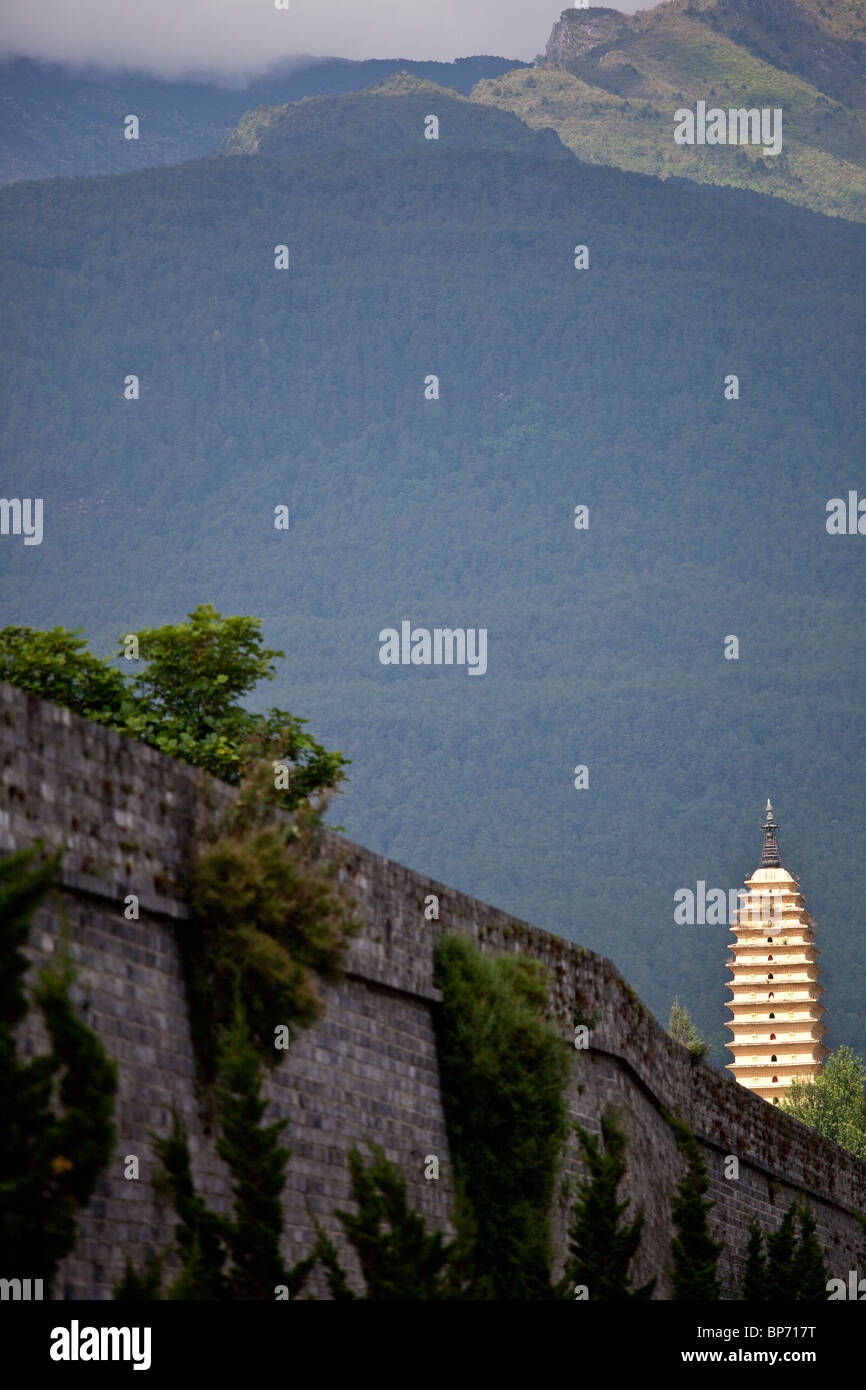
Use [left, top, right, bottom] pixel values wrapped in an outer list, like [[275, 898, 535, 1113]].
[[760, 798, 781, 868]]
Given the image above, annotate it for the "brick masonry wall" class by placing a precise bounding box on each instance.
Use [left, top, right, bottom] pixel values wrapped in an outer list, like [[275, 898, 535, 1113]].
[[1, 681, 864, 1299]]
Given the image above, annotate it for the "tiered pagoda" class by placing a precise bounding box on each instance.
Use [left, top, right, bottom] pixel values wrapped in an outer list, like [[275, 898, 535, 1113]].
[[725, 801, 827, 1104]]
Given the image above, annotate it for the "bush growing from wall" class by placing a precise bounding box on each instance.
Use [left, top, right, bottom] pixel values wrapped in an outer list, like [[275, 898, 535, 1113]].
[[184, 760, 358, 1080]]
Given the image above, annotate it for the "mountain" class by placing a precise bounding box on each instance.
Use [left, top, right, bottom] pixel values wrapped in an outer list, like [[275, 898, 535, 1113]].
[[0, 54, 526, 184], [223, 74, 571, 158], [1, 79, 864, 1069], [470, 0, 866, 220], [686, 0, 866, 106]]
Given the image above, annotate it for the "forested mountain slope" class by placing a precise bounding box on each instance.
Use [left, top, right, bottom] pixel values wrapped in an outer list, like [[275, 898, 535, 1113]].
[[0, 53, 524, 183], [1, 81, 863, 1067]]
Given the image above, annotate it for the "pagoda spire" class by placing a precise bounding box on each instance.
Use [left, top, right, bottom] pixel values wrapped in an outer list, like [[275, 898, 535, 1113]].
[[759, 798, 781, 869]]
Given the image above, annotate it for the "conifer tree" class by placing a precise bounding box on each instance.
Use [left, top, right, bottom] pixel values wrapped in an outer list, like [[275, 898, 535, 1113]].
[[215, 1005, 293, 1299], [432, 934, 569, 1300], [741, 1217, 768, 1300], [0, 845, 117, 1294], [764, 1205, 798, 1300], [560, 1106, 655, 1300], [668, 998, 708, 1059], [114, 1254, 164, 1301], [310, 1220, 358, 1301], [154, 1110, 229, 1300], [668, 1117, 723, 1299], [331, 1142, 454, 1300], [791, 1202, 829, 1301], [134, 1004, 316, 1300]]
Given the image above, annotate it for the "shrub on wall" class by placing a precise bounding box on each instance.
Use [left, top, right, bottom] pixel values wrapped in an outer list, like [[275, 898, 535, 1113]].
[[184, 790, 358, 1080]]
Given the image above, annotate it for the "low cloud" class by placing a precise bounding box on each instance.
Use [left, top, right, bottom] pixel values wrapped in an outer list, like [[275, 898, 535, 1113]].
[[0, 0, 643, 81]]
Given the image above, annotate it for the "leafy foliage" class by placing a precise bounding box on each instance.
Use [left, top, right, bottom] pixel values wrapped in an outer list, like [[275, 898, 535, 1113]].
[[559, 1105, 656, 1300], [781, 1046, 866, 1159], [432, 933, 570, 1299], [185, 787, 357, 1077], [668, 1116, 724, 1299], [0, 626, 127, 721], [0, 845, 117, 1294], [0, 607, 348, 811]]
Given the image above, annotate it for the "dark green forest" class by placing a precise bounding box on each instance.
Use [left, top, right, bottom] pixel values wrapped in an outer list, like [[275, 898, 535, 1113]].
[[0, 55, 525, 183], [1, 82, 864, 1067]]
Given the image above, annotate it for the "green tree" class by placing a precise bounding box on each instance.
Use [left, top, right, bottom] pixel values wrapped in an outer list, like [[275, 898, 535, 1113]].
[[153, 1110, 229, 1300], [560, 1105, 655, 1300], [433, 933, 570, 1300], [781, 1046, 866, 1160], [0, 845, 117, 1294], [765, 1205, 798, 1300], [668, 998, 707, 1059], [741, 1217, 767, 1300], [216, 1005, 294, 1299], [0, 608, 348, 813], [136, 1006, 315, 1301], [791, 1203, 829, 1300], [114, 1254, 164, 1301], [322, 1143, 453, 1300], [0, 625, 126, 720], [668, 1117, 723, 1299]]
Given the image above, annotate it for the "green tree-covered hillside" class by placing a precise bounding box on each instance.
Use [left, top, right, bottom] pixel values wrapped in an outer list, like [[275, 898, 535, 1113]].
[[1, 82, 863, 1067]]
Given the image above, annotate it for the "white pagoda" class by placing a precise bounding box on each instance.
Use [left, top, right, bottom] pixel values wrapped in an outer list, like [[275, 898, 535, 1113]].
[[725, 801, 827, 1104]]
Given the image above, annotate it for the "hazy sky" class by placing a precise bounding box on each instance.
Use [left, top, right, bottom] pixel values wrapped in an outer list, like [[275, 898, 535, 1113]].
[[0, 0, 645, 80]]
